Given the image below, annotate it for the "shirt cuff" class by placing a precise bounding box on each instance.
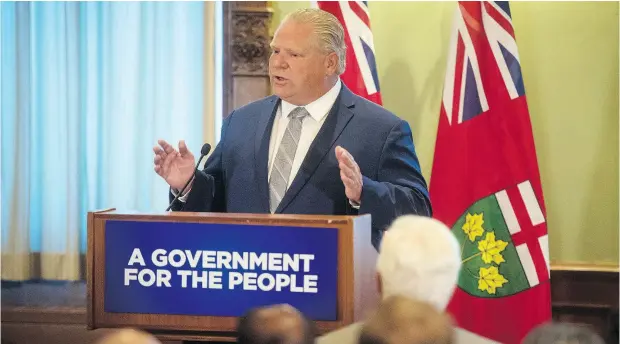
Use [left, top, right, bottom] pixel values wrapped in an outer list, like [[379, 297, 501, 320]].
[[171, 186, 192, 203], [349, 199, 361, 209]]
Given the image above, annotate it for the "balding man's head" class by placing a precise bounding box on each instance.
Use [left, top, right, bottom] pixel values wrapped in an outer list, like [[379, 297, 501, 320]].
[[377, 215, 461, 311], [96, 328, 161, 344], [359, 295, 454, 344], [237, 304, 315, 344]]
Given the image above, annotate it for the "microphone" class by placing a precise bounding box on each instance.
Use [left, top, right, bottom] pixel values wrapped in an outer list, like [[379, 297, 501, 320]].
[[165, 143, 212, 211]]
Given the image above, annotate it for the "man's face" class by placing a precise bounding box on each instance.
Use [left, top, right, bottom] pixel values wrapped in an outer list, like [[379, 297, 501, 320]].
[[269, 19, 335, 105]]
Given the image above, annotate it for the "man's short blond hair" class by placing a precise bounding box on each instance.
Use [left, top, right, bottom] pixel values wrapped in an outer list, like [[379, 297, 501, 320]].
[[96, 328, 161, 344], [359, 295, 454, 344], [283, 8, 347, 74]]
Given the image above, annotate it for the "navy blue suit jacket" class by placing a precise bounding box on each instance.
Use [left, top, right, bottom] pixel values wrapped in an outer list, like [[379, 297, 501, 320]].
[[170, 86, 432, 250]]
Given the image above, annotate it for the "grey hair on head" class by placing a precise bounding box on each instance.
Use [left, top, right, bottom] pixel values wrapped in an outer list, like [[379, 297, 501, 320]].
[[522, 322, 606, 344]]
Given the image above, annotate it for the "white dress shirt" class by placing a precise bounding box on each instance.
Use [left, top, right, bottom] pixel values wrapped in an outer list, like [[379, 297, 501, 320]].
[[267, 79, 342, 187], [175, 80, 352, 206]]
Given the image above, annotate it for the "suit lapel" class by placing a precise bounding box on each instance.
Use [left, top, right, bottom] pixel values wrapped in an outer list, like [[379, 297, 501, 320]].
[[275, 87, 356, 213], [254, 96, 280, 213]]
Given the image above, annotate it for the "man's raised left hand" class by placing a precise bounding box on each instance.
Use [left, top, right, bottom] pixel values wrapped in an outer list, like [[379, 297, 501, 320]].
[[335, 146, 363, 204]]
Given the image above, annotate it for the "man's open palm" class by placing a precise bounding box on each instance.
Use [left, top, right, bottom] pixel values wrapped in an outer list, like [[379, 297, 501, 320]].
[[153, 139, 195, 191]]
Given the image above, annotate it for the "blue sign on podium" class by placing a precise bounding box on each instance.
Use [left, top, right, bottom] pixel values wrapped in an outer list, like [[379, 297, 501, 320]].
[[104, 220, 339, 320]]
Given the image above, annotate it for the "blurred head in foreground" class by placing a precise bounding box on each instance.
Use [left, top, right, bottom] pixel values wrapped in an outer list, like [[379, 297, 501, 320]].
[[377, 215, 461, 311], [96, 328, 161, 344], [522, 322, 606, 344], [359, 295, 454, 344], [237, 303, 316, 344]]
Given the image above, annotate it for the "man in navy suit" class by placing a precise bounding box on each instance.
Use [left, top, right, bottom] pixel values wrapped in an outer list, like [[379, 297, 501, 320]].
[[153, 8, 431, 250]]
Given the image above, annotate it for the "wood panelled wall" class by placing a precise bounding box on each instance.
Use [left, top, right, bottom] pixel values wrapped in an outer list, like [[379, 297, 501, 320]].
[[550, 265, 619, 343]]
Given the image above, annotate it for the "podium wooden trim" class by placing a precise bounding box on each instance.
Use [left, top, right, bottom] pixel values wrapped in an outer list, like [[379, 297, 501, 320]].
[[87, 209, 378, 341]]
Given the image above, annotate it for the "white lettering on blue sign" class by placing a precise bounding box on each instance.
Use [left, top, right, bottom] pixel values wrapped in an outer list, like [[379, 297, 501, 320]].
[[123, 249, 319, 293]]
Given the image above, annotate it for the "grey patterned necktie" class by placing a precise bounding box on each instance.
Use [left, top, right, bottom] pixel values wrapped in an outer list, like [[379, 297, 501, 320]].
[[269, 106, 309, 213]]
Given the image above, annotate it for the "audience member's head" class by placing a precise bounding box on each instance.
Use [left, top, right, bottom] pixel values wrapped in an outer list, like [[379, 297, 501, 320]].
[[522, 322, 606, 344], [376, 215, 461, 311], [358, 295, 454, 344], [237, 304, 315, 344], [95, 328, 161, 344]]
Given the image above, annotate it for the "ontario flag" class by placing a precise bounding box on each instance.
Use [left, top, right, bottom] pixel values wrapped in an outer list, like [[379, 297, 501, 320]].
[[429, 2, 551, 343], [315, 1, 382, 105]]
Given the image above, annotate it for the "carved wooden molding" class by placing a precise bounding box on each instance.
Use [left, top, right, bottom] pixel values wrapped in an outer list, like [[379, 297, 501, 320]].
[[231, 11, 272, 76], [222, 1, 273, 116]]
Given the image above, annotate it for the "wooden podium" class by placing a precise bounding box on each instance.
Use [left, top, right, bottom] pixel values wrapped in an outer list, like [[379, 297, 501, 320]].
[[87, 209, 379, 342]]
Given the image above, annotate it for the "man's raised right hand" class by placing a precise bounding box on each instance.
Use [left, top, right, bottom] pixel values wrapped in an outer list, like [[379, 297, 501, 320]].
[[153, 139, 196, 191]]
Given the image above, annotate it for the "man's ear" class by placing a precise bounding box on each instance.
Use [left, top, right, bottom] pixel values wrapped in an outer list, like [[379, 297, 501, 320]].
[[325, 52, 339, 75]]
